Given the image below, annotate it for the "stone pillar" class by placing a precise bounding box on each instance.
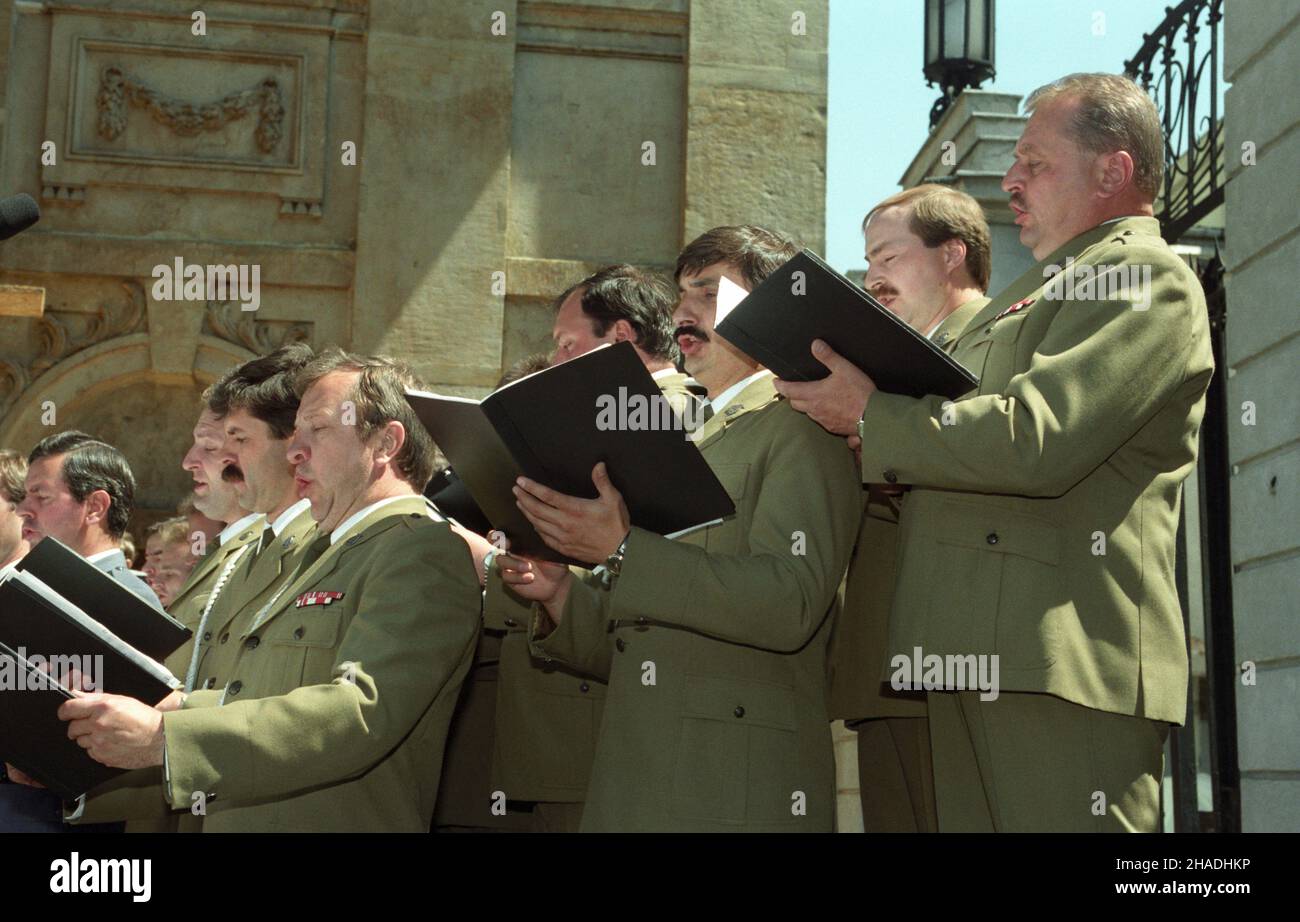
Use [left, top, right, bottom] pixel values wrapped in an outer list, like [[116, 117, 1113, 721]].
[[1223, 1, 1300, 833], [684, 1, 828, 252], [351, 0, 515, 391]]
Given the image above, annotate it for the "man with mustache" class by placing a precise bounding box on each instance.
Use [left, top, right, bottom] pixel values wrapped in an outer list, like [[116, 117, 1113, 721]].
[[492, 226, 861, 831], [57, 348, 481, 831], [464, 266, 705, 833], [776, 73, 1214, 831], [66, 344, 320, 830], [827, 183, 991, 833]]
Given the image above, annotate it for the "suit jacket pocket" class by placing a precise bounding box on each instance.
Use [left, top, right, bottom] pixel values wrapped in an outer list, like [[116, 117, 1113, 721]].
[[672, 673, 796, 825], [269, 608, 345, 691], [933, 501, 1062, 670]]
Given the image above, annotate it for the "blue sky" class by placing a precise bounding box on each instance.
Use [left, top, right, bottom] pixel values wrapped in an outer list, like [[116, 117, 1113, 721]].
[[825, 0, 1188, 272]]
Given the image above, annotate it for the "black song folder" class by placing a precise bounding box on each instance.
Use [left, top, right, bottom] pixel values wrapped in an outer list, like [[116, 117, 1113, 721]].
[[16, 536, 190, 661], [406, 342, 735, 564], [0, 566, 180, 799], [713, 249, 980, 400]]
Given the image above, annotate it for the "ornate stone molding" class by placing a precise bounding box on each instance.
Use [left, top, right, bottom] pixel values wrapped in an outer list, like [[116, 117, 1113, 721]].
[[203, 300, 311, 354], [96, 66, 285, 155], [0, 280, 147, 414]]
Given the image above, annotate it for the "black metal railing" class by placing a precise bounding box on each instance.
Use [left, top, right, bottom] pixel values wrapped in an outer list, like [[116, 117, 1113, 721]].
[[1124, 0, 1225, 242], [1127, 0, 1237, 834]]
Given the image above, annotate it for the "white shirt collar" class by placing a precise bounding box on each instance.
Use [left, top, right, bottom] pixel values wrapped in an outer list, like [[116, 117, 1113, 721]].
[[85, 549, 118, 564], [329, 494, 413, 546], [219, 512, 263, 547], [709, 370, 773, 417], [269, 498, 312, 538], [650, 367, 678, 381]]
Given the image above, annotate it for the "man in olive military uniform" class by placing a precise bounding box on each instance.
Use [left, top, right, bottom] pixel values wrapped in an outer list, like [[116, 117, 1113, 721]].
[[495, 227, 860, 832], [826, 183, 991, 833], [778, 74, 1213, 832], [67, 345, 319, 830], [57, 349, 481, 832], [448, 265, 704, 833], [164, 405, 265, 679]]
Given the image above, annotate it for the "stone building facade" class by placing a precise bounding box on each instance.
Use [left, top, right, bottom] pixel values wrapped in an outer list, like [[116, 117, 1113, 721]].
[[0, 0, 869, 831], [0, 0, 827, 513]]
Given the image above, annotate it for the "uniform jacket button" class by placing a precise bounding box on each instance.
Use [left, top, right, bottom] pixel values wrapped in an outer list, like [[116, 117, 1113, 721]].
[[202, 631, 212, 642], [244, 636, 260, 650], [733, 706, 745, 718], [227, 680, 243, 696], [503, 618, 519, 628], [883, 469, 898, 484], [986, 532, 999, 545], [203, 677, 216, 689], [293, 627, 305, 640], [615, 638, 626, 652], [219, 632, 229, 644], [579, 682, 590, 693]]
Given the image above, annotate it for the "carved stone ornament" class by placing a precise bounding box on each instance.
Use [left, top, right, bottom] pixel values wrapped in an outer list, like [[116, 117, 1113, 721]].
[[0, 281, 146, 414], [96, 66, 285, 154], [203, 300, 311, 354]]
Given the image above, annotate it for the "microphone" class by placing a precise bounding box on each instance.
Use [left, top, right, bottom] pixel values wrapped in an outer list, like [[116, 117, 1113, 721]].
[[0, 193, 40, 241]]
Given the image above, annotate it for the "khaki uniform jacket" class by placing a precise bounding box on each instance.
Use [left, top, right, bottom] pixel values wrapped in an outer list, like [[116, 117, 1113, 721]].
[[75, 509, 318, 828], [478, 367, 706, 806], [159, 495, 481, 831], [163, 518, 264, 679], [858, 217, 1213, 723], [826, 298, 988, 721], [186, 505, 319, 694], [72, 519, 264, 829], [530, 375, 860, 831]]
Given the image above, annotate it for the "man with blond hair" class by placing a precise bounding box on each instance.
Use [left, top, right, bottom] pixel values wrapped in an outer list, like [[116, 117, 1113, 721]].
[[827, 183, 991, 833]]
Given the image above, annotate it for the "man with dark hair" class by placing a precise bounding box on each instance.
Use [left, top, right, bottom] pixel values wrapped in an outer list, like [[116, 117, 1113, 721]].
[[777, 73, 1212, 831], [58, 349, 480, 831], [69, 345, 319, 831], [490, 225, 860, 831], [18, 431, 159, 608], [0, 448, 28, 569], [470, 271, 707, 833], [551, 264, 704, 426], [4, 431, 154, 831]]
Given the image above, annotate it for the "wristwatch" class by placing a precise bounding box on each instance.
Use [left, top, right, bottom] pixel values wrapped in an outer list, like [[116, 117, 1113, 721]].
[[600, 531, 631, 589]]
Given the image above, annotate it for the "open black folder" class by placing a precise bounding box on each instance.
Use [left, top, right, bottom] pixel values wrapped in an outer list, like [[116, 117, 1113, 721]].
[[405, 342, 735, 565], [714, 249, 980, 400], [0, 548, 184, 799], [17, 537, 190, 660]]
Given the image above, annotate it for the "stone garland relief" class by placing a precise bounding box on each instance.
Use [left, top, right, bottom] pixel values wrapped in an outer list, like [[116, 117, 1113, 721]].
[[95, 66, 285, 155]]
